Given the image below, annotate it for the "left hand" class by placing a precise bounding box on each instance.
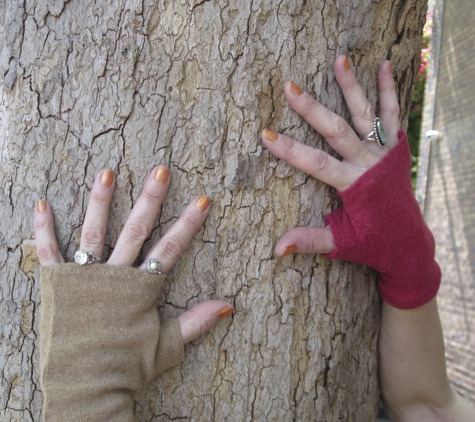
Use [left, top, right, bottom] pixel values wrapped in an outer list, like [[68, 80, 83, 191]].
[[261, 56, 400, 257], [34, 166, 233, 345]]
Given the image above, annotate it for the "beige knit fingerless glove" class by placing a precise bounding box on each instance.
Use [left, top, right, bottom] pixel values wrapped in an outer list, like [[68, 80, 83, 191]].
[[40, 263, 184, 422]]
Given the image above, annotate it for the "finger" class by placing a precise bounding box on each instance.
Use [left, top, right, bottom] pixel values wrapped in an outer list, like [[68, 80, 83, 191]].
[[282, 80, 377, 167], [177, 300, 234, 345], [378, 60, 401, 147], [108, 166, 170, 266], [34, 200, 64, 266], [80, 170, 115, 259], [334, 55, 376, 136], [262, 129, 364, 191], [140, 195, 211, 273], [274, 226, 335, 256]]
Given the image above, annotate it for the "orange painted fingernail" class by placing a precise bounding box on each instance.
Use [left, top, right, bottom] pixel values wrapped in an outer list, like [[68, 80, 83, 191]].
[[36, 200, 47, 212], [263, 128, 279, 142], [344, 57, 351, 71], [217, 307, 234, 319], [290, 81, 303, 96], [196, 195, 211, 211], [100, 169, 114, 187], [155, 166, 170, 183], [283, 245, 298, 256]]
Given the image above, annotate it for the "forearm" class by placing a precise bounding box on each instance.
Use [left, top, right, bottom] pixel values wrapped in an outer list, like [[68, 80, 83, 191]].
[[379, 298, 474, 421], [261, 57, 475, 421]]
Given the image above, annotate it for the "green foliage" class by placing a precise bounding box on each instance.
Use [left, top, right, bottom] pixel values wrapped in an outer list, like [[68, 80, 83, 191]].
[[408, 9, 432, 185]]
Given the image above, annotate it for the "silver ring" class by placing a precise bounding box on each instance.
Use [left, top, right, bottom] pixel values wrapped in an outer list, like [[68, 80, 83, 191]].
[[74, 250, 102, 265], [361, 117, 386, 147], [145, 259, 162, 274]]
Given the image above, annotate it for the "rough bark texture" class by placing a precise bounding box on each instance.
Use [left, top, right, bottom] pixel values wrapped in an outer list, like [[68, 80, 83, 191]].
[[0, 1, 426, 421]]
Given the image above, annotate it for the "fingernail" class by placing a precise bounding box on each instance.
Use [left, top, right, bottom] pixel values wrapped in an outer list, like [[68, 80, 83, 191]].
[[155, 166, 170, 183], [283, 245, 298, 256], [100, 169, 114, 187], [289, 81, 303, 96], [217, 307, 234, 319], [343, 57, 351, 71], [196, 195, 211, 211], [36, 200, 47, 212], [263, 128, 279, 142]]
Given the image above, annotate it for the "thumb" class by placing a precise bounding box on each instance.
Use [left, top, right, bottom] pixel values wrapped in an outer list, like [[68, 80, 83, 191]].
[[275, 226, 335, 256], [177, 300, 234, 345]]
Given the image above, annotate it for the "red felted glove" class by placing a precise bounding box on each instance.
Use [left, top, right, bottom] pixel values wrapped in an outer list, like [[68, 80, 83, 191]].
[[324, 131, 441, 309]]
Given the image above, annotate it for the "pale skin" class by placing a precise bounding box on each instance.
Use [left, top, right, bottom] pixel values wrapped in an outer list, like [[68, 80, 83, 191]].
[[35, 55, 475, 420], [34, 168, 234, 346], [261, 56, 475, 421]]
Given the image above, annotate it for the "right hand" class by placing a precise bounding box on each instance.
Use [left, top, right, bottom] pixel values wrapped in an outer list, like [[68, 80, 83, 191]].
[[260, 56, 400, 258]]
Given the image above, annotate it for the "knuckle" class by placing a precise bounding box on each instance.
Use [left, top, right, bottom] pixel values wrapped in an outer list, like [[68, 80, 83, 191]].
[[189, 317, 212, 339], [90, 190, 110, 205], [197, 318, 213, 336], [280, 136, 297, 158], [332, 115, 352, 139], [82, 227, 104, 248], [361, 102, 375, 122], [142, 186, 163, 204], [36, 243, 56, 263], [160, 236, 186, 261], [302, 95, 319, 115], [389, 103, 400, 119], [312, 149, 331, 173], [180, 212, 199, 231], [309, 234, 326, 254], [124, 222, 150, 246], [34, 217, 52, 232]]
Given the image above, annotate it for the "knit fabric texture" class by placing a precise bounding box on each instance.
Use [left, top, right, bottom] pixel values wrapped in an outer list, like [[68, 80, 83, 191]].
[[325, 131, 441, 309], [40, 263, 184, 422]]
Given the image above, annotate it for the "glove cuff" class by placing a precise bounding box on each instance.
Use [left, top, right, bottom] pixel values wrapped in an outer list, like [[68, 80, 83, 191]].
[[324, 132, 441, 309], [40, 263, 184, 421]]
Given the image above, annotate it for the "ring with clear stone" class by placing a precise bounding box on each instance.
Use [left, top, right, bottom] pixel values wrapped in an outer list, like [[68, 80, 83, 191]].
[[74, 250, 102, 265], [145, 259, 162, 274], [361, 117, 386, 148]]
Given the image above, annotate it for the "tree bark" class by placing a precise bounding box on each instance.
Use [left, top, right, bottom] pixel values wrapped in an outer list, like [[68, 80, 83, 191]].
[[0, 0, 427, 420]]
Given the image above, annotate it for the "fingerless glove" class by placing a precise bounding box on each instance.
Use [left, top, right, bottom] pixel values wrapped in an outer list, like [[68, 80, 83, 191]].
[[40, 263, 184, 421], [325, 131, 441, 309]]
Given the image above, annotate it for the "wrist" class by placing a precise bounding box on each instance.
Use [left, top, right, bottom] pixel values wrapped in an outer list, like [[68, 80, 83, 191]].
[[325, 132, 441, 309], [40, 264, 184, 421]]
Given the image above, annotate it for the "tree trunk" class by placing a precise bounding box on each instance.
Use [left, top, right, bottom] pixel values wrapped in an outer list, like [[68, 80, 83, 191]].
[[0, 1, 427, 420]]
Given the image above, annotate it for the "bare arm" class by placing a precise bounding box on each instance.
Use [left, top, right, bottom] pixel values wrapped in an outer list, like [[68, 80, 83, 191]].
[[262, 56, 475, 421], [380, 299, 474, 421]]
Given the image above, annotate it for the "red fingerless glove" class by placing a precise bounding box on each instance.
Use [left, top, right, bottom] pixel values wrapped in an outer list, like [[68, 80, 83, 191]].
[[324, 131, 441, 309]]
